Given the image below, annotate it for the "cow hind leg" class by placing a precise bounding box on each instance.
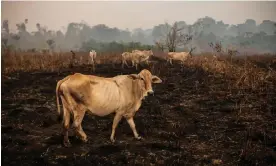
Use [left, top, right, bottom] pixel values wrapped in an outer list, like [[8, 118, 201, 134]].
[[60, 97, 71, 147], [72, 106, 87, 143]]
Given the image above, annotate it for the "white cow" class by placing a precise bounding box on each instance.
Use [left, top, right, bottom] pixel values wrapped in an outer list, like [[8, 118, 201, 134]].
[[167, 47, 195, 66], [89, 50, 97, 64], [89, 50, 97, 71]]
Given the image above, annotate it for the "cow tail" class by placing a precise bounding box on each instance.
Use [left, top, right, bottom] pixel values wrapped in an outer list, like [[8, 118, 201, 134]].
[[56, 75, 70, 122]]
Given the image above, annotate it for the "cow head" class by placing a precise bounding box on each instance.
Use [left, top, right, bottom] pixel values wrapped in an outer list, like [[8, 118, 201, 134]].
[[145, 50, 153, 56], [128, 69, 162, 97]]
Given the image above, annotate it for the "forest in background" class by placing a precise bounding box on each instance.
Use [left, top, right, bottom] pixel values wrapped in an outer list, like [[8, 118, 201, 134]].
[[1, 16, 276, 54]]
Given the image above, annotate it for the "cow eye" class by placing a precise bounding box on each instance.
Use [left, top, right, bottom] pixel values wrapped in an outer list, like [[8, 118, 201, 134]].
[[141, 77, 144, 81]]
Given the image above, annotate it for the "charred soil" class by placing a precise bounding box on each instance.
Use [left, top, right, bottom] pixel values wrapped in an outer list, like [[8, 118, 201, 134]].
[[2, 62, 276, 166]]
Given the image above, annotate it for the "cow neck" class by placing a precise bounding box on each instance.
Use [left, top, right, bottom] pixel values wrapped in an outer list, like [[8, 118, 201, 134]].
[[132, 79, 144, 101]]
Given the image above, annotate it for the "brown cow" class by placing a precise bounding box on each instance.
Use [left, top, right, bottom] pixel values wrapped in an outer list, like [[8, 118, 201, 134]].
[[132, 49, 153, 66], [56, 69, 162, 147], [121, 50, 153, 70]]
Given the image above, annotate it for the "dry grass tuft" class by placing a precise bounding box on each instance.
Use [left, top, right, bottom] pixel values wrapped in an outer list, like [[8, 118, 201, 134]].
[[183, 53, 276, 90], [2, 51, 276, 90]]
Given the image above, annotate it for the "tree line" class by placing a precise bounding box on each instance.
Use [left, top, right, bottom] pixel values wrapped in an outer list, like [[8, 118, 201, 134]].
[[1, 16, 276, 54]]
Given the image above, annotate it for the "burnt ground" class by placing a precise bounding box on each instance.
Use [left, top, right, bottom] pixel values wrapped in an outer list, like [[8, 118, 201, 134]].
[[2, 62, 276, 166]]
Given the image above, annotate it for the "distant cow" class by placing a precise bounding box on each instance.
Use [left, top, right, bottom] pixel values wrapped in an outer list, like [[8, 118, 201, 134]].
[[89, 50, 97, 71], [167, 47, 196, 66], [89, 50, 97, 64], [56, 69, 162, 147], [121, 50, 153, 70], [132, 50, 153, 66]]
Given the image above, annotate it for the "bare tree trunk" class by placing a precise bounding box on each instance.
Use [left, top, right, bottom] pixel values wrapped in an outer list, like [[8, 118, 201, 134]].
[[169, 47, 174, 52]]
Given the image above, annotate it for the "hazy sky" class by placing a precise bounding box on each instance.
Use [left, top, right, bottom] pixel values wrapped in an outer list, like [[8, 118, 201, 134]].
[[2, 1, 276, 32]]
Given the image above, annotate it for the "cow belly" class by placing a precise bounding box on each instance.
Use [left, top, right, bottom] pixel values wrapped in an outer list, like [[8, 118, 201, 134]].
[[87, 97, 121, 116], [86, 84, 124, 116], [88, 106, 115, 116]]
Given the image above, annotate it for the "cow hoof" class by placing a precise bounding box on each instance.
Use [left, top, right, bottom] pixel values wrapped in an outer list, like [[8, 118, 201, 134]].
[[110, 138, 115, 143], [63, 141, 72, 148], [136, 136, 143, 140], [81, 137, 88, 143]]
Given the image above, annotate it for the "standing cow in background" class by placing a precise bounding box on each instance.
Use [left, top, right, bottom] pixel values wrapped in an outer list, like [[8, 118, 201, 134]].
[[121, 49, 153, 70], [132, 50, 153, 66], [89, 50, 97, 71], [167, 47, 196, 66]]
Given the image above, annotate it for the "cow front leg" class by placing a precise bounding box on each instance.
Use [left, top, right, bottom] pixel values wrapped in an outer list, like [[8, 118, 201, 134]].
[[126, 117, 142, 140], [110, 113, 122, 142]]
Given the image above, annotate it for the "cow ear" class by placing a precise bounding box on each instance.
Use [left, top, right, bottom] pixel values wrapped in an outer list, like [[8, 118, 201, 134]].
[[152, 75, 162, 83], [128, 74, 140, 80]]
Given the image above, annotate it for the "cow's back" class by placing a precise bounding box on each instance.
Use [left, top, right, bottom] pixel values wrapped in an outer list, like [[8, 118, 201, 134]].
[[61, 73, 142, 116]]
